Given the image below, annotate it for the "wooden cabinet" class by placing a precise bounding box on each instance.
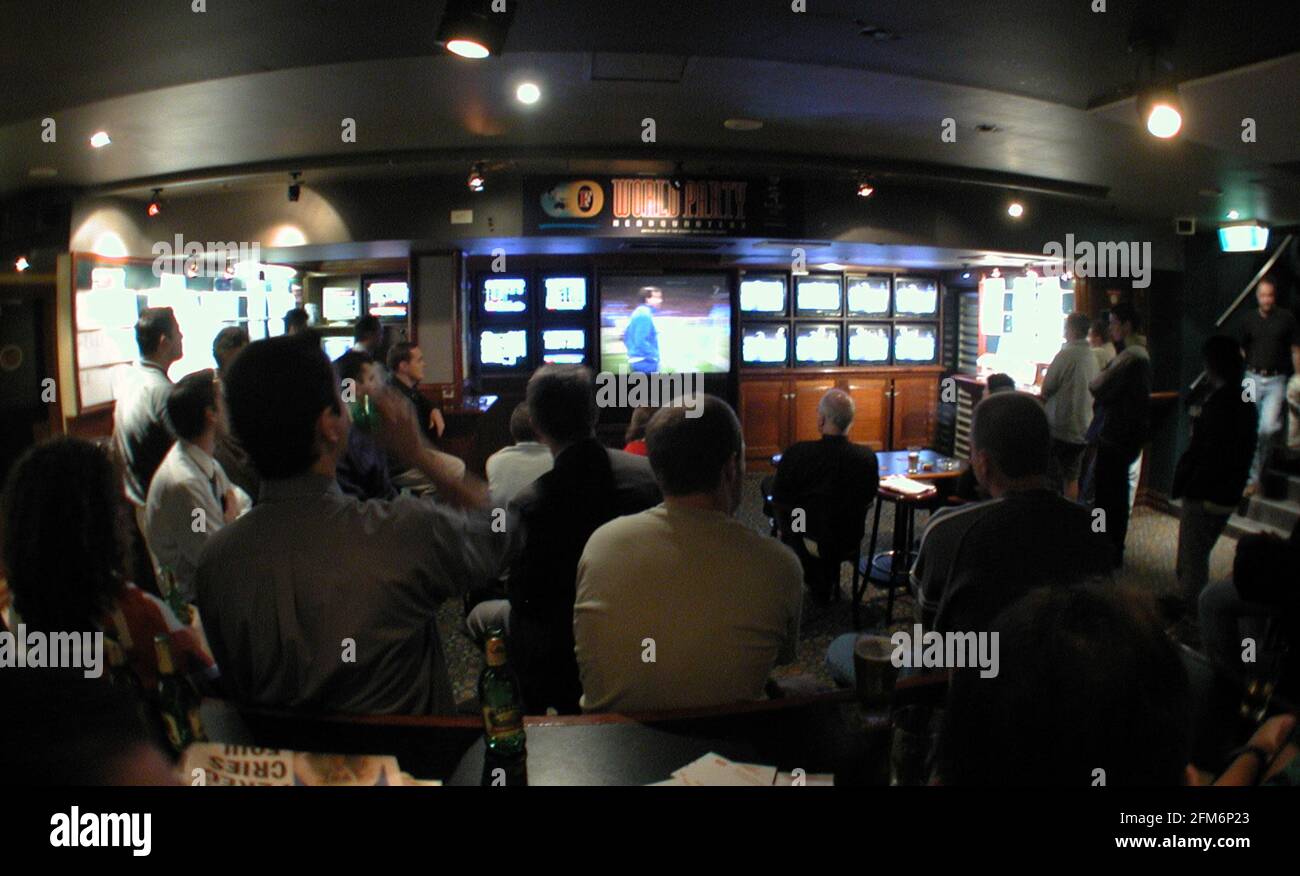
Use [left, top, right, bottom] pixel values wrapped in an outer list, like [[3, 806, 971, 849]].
[[741, 369, 941, 469]]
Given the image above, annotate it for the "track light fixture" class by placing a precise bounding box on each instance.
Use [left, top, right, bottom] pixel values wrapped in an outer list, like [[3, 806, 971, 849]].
[[147, 188, 162, 218], [288, 172, 302, 202], [468, 162, 486, 192]]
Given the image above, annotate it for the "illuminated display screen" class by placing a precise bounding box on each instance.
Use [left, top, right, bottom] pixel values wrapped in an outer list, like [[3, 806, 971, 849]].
[[847, 276, 891, 317], [894, 277, 939, 316], [794, 323, 841, 365], [795, 277, 843, 317], [543, 276, 588, 312], [846, 323, 892, 365], [741, 323, 789, 366], [366, 281, 409, 319], [893, 324, 938, 364], [541, 328, 587, 364], [482, 277, 529, 315], [479, 328, 529, 368], [739, 277, 788, 314], [322, 286, 360, 322]]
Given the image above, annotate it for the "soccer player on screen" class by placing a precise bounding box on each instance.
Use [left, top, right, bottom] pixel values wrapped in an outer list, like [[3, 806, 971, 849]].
[[624, 286, 662, 373]]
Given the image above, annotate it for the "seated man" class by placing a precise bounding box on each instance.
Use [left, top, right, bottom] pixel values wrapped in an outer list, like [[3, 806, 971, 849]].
[[196, 336, 502, 715], [386, 341, 446, 442], [466, 365, 661, 713], [771, 389, 878, 603], [485, 402, 554, 508], [935, 391, 1115, 633], [575, 397, 803, 712], [335, 352, 397, 501], [145, 369, 252, 602]]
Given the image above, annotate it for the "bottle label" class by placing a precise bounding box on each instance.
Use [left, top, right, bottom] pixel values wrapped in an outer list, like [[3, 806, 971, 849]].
[[162, 713, 187, 750], [482, 706, 523, 739], [485, 637, 508, 667], [188, 707, 207, 742]]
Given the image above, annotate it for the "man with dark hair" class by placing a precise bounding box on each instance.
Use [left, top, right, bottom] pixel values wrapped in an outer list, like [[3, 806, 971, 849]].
[[771, 388, 879, 603], [1088, 302, 1151, 567], [1041, 312, 1099, 498], [1087, 318, 1116, 371], [485, 402, 553, 507], [1238, 275, 1299, 494], [386, 342, 444, 439], [1173, 335, 1257, 612], [933, 392, 1114, 632], [336, 352, 397, 501], [465, 365, 660, 712], [333, 314, 384, 379], [196, 336, 500, 715], [936, 584, 1192, 786], [210, 325, 259, 500], [574, 397, 802, 712], [113, 307, 184, 512], [623, 286, 662, 374], [145, 370, 251, 601], [283, 307, 310, 336]]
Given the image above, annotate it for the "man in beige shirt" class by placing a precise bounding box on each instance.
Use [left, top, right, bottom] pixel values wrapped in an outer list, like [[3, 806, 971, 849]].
[[574, 396, 803, 713]]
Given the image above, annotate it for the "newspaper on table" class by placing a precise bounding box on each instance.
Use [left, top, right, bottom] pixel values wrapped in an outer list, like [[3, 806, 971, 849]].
[[181, 743, 439, 786], [651, 752, 833, 786]]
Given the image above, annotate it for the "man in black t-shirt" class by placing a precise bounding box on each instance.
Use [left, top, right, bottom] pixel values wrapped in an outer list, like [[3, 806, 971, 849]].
[[1239, 275, 1300, 492]]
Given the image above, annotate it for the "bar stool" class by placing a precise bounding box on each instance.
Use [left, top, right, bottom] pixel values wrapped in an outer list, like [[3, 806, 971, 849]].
[[851, 484, 937, 629]]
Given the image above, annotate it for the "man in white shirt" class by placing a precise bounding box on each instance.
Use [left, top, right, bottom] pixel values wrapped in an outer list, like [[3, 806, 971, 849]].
[[574, 396, 803, 713], [1041, 312, 1099, 498], [485, 402, 554, 507], [146, 370, 251, 602], [113, 307, 184, 513]]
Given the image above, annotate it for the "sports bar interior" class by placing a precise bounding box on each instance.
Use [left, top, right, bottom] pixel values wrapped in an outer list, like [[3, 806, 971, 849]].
[[2, 0, 1300, 792]]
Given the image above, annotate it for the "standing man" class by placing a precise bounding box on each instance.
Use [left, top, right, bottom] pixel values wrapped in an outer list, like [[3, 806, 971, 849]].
[[114, 307, 184, 520], [1239, 275, 1300, 495], [1088, 318, 1117, 372], [1041, 312, 1099, 499], [623, 286, 662, 374], [334, 314, 384, 379], [211, 326, 259, 500], [1089, 303, 1151, 568]]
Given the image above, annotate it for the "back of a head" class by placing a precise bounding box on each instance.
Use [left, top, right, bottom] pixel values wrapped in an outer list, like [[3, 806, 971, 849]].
[[646, 395, 741, 496], [1203, 334, 1245, 382], [818, 388, 855, 433], [212, 326, 249, 373], [509, 402, 537, 443], [1090, 319, 1108, 341], [135, 307, 177, 357], [0, 437, 126, 632], [165, 369, 217, 442], [337, 350, 375, 388], [986, 373, 1016, 394], [284, 307, 310, 333], [224, 336, 339, 480], [937, 583, 1190, 786], [1111, 302, 1141, 332], [971, 390, 1050, 478], [1065, 311, 1091, 340], [354, 314, 381, 343], [525, 365, 597, 444]]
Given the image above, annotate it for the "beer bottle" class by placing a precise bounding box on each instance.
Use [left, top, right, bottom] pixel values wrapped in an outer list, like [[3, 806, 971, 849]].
[[478, 629, 525, 757], [157, 568, 191, 626], [154, 634, 206, 754]]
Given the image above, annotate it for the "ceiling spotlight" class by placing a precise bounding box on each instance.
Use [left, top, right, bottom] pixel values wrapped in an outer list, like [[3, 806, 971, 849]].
[[857, 180, 876, 198], [15, 256, 30, 272], [288, 172, 302, 202], [468, 162, 486, 192], [89, 131, 111, 149], [1139, 86, 1182, 139], [961, 272, 972, 280], [437, 0, 516, 59], [147, 188, 162, 218], [1007, 201, 1025, 219], [1226, 209, 1240, 220], [515, 82, 541, 105]]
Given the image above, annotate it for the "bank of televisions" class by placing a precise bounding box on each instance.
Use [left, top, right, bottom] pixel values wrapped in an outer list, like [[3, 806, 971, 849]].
[[738, 273, 939, 367], [475, 273, 592, 372]]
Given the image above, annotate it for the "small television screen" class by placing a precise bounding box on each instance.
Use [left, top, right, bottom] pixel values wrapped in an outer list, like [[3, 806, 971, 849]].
[[739, 275, 788, 315], [479, 328, 529, 370], [541, 328, 588, 365], [894, 276, 939, 317], [741, 323, 789, 367], [795, 275, 843, 318], [366, 280, 409, 319], [598, 274, 731, 374], [794, 323, 841, 366], [543, 276, 588, 312], [322, 286, 360, 323], [846, 323, 892, 365], [481, 277, 529, 316], [321, 336, 354, 363], [893, 323, 939, 364], [847, 275, 891, 317]]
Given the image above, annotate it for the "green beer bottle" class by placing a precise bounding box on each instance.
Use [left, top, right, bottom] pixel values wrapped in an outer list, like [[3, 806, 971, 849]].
[[157, 567, 191, 626], [478, 630, 525, 757], [154, 634, 206, 754]]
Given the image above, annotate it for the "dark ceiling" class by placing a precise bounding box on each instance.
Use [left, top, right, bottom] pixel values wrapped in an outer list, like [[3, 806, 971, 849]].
[[1, 0, 1298, 225]]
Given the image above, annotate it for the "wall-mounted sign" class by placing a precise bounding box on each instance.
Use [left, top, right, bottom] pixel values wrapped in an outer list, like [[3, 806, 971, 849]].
[[525, 176, 800, 237]]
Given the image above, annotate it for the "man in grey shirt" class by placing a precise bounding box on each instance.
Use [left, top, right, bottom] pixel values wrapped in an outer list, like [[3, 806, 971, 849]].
[[196, 336, 506, 715], [1040, 312, 1099, 498], [113, 307, 184, 513]]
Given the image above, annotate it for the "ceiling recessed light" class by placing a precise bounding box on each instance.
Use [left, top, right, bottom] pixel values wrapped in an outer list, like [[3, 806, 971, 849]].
[[857, 24, 898, 41], [516, 82, 541, 104], [857, 181, 876, 198], [15, 256, 30, 272], [975, 123, 1001, 133], [723, 118, 763, 131], [89, 131, 111, 149], [446, 38, 490, 58], [1007, 202, 1025, 219], [818, 263, 846, 271]]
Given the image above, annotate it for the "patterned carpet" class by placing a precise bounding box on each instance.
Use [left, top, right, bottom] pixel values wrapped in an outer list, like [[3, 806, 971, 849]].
[[437, 474, 1225, 707]]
